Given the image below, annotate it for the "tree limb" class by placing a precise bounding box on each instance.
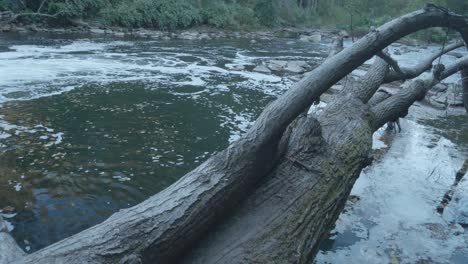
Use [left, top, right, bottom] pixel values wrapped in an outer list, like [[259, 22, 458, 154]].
[[372, 55, 468, 130], [377, 51, 405, 79], [384, 41, 465, 83]]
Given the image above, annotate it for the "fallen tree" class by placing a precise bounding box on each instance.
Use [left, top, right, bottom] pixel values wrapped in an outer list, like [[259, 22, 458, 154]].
[[4, 4, 468, 264]]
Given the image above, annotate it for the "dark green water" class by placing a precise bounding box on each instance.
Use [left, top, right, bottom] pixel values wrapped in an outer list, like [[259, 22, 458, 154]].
[[0, 33, 326, 251]]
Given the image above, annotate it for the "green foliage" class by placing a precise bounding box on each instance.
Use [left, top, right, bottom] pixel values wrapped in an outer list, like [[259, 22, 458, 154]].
[[201, 1, 257, 29], [2, 0, 468, 32], [254, 0, 277, 27], [60, 0, 109, 18], [0, 0, 7, 11], [101, 0, 201, 29]]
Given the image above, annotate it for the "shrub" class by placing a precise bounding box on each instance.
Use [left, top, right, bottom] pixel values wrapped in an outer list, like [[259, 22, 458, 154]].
[[254, 0, 277, 27], [201, 1, 256, 29], [102, 0, 201, 29]]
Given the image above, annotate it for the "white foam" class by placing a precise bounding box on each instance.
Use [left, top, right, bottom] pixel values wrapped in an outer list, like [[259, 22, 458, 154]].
[[0, 40, 291, 103]]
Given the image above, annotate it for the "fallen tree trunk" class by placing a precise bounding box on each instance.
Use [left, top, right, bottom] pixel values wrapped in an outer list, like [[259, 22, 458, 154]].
[[181, 53, 468, 264], [10, 5, 468, 264]]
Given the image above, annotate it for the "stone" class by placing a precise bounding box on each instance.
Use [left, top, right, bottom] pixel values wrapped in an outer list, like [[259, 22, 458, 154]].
[[27, 24, 38, 32], [447, 96, 464, 107], [339, 30, 350, 38], [253, 65, 271, 74], [199, 33, 210, 40], [90, 28, 105, 34], [1, 206, 15, 214], [231, 65, 245, 71], [0, 216, 7, 232], [450, 223, 464, 236], [299, 33, 322, 43], [443, 190, 468, 225], [289, 75, 303, 82], [284, 62, 305, 73], [447, 51, 464, 58], [267, 60, 288, 71], [431, 83, 448, 93], [179, 32, 199, 40]]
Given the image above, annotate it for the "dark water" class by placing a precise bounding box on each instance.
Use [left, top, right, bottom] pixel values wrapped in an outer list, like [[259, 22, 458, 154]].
[[0, 33, 327, 251]]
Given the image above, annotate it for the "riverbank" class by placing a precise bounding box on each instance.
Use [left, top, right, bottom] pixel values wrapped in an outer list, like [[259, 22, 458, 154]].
[[0, 22, 346, 41]]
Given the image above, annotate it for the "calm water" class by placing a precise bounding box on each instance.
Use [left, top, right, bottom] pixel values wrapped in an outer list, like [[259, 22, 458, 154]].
[[0, 33, 327, 251]]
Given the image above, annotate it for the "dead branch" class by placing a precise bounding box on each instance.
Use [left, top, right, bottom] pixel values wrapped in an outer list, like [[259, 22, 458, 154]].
[[372, 55, 468, 130], [384, 41, 465, 83]]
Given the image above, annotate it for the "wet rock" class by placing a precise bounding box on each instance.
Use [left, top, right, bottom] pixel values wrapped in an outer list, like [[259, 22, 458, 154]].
[[320, 93, 334, 103], [27, 24, 38, 32], [267, 63, 282, 72], [51, 28, 66, 33], [443, 190, 468, 225], [431, 83, 448, 93], [274, 29, 299, 38], [199, 33, 210, 40], [339, 30, 350, 38], [179, 32, 199, 40], [289, 75, 303, 82], [231, 64, 245, 71], [266, 60, 288, 71], [284, 61, 306, 73], [253, 65, 271, 74], [0, 216, 7, 232], [1, 206, 15, 214], [424, 223, 450, 240], [447, 96, 464, 107], [450, 223, 464, 236], [447, 51, 464, 59], [0, 24, 11, 32], [347, 195, 361, 203], [299, 33, 322, 43], [432, 95, 449, 105], [68, 18, 89, 28], [90, 28, 105, 34]]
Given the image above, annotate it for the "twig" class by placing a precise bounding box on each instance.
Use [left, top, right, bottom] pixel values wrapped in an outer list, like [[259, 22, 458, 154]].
[[377, 51, 406, 79]]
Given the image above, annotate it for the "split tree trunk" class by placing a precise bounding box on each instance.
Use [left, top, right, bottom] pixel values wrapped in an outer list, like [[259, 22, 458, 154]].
[[180, 46, 468, 264], [7, 5, 468, 264]]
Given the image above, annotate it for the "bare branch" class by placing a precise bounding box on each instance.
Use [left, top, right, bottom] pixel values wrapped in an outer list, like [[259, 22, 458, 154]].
[[372, 55, 468, 130], [8, 10, 64, 23], [377, 51, 405, 79], [37, 0, 48, 13], [384, 41, 465, 83]]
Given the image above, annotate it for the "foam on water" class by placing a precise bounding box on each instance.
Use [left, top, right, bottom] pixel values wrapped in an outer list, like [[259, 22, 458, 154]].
[[0, 39, 292, 105]]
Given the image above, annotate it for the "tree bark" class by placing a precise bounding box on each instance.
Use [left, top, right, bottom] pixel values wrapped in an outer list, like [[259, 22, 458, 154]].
[[10, 5, 468, 264], [180, 53, 468, 264]]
